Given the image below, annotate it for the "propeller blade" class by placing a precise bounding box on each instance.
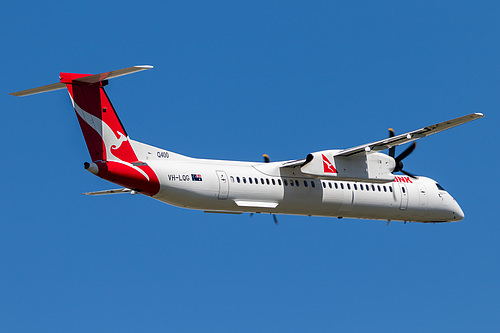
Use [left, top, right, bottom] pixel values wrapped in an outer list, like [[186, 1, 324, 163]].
[[263, 154, 270, 163], [401, 169, 418, 179], [395, 142, 417, 162], [273, 214, 278, 225], [388, 128, 395, 158]]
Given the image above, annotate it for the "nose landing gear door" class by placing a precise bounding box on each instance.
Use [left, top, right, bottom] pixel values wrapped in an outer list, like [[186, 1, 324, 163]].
[[216, 170, 229, 199]]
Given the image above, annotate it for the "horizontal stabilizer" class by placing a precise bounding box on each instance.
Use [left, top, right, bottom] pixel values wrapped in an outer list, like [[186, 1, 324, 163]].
[[82, 188, 134, 196], [10, 65, 153, 97], [9, 82, 66, 97], [64, 65, 153, 84]]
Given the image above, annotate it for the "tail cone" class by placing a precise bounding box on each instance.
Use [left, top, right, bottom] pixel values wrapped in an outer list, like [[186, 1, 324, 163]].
[[84, 162, 99, 175]]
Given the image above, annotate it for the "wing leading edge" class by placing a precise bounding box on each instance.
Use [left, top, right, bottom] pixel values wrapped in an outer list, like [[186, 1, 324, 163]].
[[337, 113, 484, 157], [280, 113, 484, 168]]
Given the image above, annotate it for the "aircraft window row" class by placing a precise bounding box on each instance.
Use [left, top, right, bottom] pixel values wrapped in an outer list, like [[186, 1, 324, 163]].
[[321, 181, 393, 193], [231, 176, 319, 188], [232, 176, 282, 186], [303, 180, 316, 188], [230, 176, 394, 193]]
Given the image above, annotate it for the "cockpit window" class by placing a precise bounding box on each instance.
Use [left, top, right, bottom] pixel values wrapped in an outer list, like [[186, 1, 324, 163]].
[[436, 183, 446, 191]]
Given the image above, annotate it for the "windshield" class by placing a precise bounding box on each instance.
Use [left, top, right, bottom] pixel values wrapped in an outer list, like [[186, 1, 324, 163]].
[[436, 183, 446, 191]]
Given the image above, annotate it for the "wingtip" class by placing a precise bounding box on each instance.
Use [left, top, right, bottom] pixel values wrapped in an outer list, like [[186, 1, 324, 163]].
[[135, 65, 154, 69], [474, 112, 484, 117]]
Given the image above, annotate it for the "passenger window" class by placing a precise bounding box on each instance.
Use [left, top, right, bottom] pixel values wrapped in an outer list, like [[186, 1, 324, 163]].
[[290, 180, 294, 186], [272, 179, 276, 185], [295, 180, 299, 187], [360, 184, 364, 190], [340, 183, 344, 190], [322, 182, 326, 188], [371, 185, 375, 191], [347, 183, 350, 190], [249, 178, 253, 184], [402, 187, 406, 193], [377, 185, 381, 191], [354, 184, 357, 190], [266, 179, 270, 185], [236, 177, 240, 183], [366, 184, 369, 191], [255, 178, 258, 184], [304, 181, 308, 187], [389, 187, 393, 192], [284, 179, 288, 186], [243, 177, 247, 184], [260, 178, 264, 184], [311, 181, 315, 188], [278, 179, 282, 186], [335, 183, 338, 189], [230, 176, 235, 183], [383, 186, 387, 192]]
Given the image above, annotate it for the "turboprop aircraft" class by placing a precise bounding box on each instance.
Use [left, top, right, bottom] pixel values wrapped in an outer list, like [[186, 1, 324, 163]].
[[10, 65, 483, 224]]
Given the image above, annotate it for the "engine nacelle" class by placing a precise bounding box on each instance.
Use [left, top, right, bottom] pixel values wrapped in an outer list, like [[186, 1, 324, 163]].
[[300, 150, 395, 182]]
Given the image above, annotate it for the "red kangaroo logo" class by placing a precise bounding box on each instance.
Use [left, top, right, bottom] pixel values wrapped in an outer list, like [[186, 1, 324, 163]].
[[322, 154, 338, 173]]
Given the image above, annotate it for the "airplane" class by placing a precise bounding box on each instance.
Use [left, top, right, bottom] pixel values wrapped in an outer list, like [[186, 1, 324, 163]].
[[10, 65, 484, 224]]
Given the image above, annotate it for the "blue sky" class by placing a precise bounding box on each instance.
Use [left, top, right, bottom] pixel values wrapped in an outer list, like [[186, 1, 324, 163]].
[[1, 1, 498, 332]]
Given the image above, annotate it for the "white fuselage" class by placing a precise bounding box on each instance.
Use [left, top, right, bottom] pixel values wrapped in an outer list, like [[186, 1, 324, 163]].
[[147, 157, 464, 223], [11, 66, 482, 224]]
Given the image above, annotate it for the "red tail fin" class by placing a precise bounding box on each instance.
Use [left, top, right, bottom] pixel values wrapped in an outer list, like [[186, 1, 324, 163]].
[[61, 73, 134, 162], [60, 68, 160, 195], [10, 66, 160, 196]]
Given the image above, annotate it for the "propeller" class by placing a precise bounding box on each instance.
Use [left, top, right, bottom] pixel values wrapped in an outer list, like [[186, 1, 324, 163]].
[[388, 128, 418, 178]]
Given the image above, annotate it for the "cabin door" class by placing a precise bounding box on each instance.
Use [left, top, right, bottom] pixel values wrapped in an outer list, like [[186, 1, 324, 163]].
[[398, 183, 408, 210], [216, 170, 229, 199]]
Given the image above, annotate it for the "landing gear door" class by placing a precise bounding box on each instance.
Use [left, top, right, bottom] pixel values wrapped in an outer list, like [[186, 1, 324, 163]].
[[216, 170, 229, 200]]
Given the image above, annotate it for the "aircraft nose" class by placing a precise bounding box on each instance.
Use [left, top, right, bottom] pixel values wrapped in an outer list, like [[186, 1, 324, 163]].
[[451, 200, 465, 221]]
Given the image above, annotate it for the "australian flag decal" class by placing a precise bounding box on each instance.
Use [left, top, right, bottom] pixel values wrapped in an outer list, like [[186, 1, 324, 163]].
[[191, 174, 203, 181]]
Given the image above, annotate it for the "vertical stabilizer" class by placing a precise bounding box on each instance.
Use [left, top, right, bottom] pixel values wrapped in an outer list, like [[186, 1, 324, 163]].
[[10, 66, 160, 196]]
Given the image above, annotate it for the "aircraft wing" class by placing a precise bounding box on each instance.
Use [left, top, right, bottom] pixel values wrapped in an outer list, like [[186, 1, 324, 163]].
[[279, 113, 484, 168], [336, 113, 484, 157]]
